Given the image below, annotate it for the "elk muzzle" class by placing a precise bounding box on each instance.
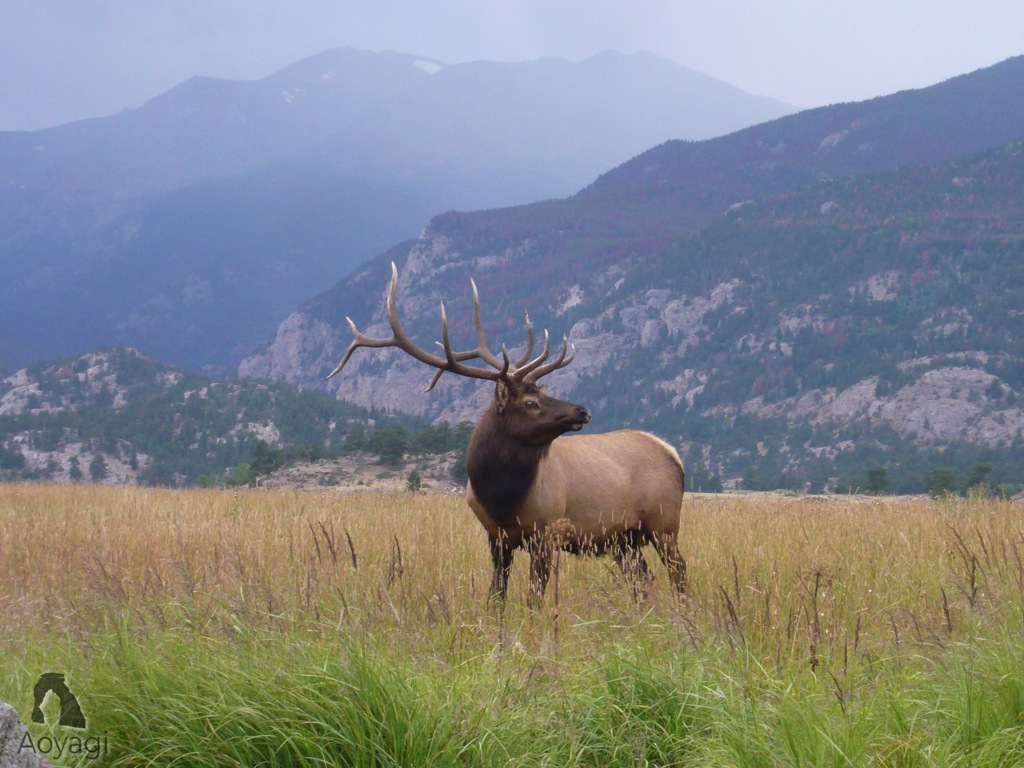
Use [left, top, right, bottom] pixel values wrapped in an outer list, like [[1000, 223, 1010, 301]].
[[560, 404, 591, 432]]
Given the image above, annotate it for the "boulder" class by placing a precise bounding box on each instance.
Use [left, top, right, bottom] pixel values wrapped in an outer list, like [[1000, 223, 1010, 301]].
[[0, 702, 51, 768]]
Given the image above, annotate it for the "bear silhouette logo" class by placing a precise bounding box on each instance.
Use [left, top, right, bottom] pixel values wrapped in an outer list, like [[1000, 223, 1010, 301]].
[[31, 672, 86, 729]]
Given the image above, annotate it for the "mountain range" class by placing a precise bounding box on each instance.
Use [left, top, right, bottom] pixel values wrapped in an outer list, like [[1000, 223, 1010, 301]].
[[241, 56, 1024, 493], [0, 47, 792, 374], [7, 51, 1024, 493]]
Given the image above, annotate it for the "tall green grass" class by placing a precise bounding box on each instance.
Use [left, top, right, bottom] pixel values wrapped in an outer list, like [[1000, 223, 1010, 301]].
[[39, 624, 1024, 767]]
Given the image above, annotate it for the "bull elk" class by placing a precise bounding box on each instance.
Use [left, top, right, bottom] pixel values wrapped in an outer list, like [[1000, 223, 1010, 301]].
[[329, 263, 686, 604]]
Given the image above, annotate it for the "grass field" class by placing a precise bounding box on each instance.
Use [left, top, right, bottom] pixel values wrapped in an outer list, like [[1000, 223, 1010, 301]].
[[2, 484, 1024, 766]]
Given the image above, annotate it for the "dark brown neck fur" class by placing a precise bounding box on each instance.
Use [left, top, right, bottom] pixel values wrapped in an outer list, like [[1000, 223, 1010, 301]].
[[466, 405, 550, 526]]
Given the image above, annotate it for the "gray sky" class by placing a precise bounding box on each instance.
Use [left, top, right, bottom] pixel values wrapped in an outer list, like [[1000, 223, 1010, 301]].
[[3, 0, 1023, 131]]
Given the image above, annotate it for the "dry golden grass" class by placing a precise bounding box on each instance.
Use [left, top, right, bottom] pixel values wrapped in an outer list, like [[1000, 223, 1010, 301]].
[[2, 483, 1023, 669]]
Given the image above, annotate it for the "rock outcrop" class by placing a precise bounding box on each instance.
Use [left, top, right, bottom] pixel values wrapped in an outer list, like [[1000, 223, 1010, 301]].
[[0, 702, 52, 768]]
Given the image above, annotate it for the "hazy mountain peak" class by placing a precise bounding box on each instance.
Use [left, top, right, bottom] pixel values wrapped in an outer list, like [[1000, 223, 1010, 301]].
[[581, 49, 689, 69], [262, 46, 435, 82], [414, 59, 444, 75]]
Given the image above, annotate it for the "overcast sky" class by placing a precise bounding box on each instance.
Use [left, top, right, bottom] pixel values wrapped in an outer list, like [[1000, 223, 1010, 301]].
[[3, 0, 1023, 131]]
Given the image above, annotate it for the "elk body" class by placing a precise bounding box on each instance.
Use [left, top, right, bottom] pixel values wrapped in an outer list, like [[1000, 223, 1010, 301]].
[[329, 263, 686, 604]]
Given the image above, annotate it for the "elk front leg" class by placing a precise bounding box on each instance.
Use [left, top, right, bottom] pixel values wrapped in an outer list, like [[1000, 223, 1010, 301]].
[[526, 535, 553, 609], [488, 532, 514, 601]]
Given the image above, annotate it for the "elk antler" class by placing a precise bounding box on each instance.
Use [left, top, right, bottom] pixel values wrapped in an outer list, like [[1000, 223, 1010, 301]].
[[327, 262, 575, 391]]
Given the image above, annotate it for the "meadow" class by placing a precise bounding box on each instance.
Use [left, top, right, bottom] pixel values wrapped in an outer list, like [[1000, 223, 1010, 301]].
[[2, 483, 1024, 766]]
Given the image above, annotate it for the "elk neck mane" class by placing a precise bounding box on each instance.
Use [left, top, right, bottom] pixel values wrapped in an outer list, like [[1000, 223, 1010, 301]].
[[466, 404, 551, 526]]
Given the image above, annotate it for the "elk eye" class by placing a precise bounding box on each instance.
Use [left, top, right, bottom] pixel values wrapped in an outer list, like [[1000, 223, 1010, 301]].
[[524, 399, 540, 411]]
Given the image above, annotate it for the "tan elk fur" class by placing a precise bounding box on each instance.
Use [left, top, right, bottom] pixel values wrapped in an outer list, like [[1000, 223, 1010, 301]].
[[468, 430, 683, 552]]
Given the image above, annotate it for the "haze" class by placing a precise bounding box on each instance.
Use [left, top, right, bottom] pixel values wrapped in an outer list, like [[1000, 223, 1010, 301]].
[[3, 0, 1023, 131]]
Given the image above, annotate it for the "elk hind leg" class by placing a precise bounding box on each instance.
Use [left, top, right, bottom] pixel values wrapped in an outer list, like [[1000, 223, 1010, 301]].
[[651, 531, 687, 596], [614, 536, 652, 602]]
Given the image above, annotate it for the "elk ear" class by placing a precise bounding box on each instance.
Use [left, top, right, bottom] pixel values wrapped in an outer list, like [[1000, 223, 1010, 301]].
[[495, 380, 509, 414], [537, 384, 549, 394]]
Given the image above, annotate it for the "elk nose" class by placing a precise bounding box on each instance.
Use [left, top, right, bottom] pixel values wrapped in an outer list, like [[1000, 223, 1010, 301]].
[[577, 405, 591, 423]]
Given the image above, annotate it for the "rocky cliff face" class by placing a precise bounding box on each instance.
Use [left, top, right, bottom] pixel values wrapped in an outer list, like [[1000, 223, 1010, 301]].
[[735, 359, 1021, 445], [240, 232, 1024, 447]]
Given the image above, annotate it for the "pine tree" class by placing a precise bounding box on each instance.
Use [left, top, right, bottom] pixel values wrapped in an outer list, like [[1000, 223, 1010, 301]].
[[89, 454, 108, 481]]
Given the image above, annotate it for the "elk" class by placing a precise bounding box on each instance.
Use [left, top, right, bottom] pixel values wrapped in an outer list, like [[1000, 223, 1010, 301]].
[[328, 263, 686, 604]]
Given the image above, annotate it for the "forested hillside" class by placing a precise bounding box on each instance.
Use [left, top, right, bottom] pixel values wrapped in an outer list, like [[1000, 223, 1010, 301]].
[[570, 141, 1024, 494], [0, 348, 468, 487]]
